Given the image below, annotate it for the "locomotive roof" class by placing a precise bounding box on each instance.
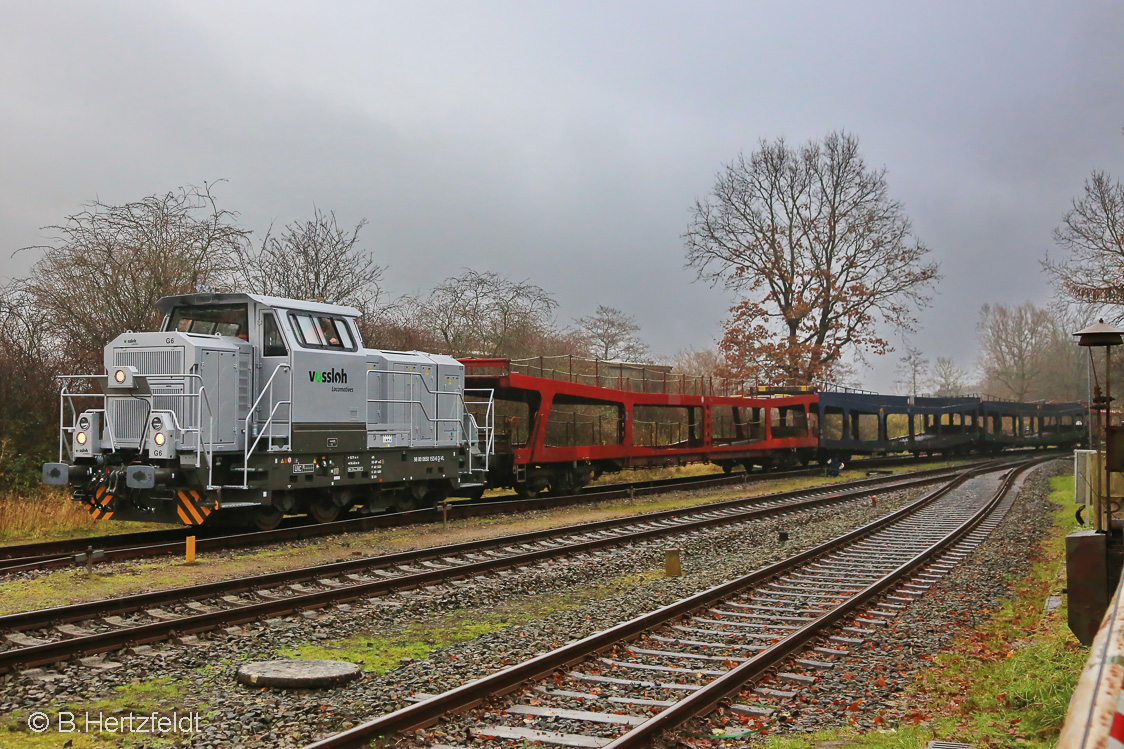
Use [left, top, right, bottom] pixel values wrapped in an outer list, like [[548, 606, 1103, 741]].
[[156, 293, 362, 318]]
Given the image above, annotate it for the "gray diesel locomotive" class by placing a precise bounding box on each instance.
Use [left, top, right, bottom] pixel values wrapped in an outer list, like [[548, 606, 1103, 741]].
[[42, 293, 494, 529]]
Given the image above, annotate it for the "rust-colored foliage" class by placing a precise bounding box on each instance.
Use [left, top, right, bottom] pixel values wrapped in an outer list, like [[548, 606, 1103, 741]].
[[685, 131, 939, 384]]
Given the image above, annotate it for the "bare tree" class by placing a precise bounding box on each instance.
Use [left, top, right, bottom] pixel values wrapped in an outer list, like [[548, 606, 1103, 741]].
[[1036, 304, 1091, 402], [359, 298, 440, 353], [17, 183, 249, 370], [1044, 170, 1124, 316], [894, 346, 928, 398], [412, 270, 558, 358], [685, 131, 940, 384], [0, 281, 65, 489], [977, 303, 1054, 401], [929, 356, 968, 397], [662, 345, 729, 378], [239, 208, 383, 311], [575, 305, 649, 361]]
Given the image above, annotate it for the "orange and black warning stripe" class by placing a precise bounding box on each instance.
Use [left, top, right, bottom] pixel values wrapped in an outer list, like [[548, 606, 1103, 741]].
[[88, 485, 114, 521], [176, 489, 215, 526]]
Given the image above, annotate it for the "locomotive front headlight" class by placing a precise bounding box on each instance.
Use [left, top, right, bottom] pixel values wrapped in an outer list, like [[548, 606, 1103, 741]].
[[114, 369, 126, 383], [78, 416, 90, 431], [151, 416, 163, 432], [154, 432, 166, 446], [76, 431, 88, 445]]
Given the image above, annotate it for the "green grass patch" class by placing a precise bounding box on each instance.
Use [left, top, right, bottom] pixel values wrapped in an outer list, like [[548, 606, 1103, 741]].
[[0, 565, 197, 617], [752, 473, 1086, 749], [282, 569, 666, 673], [1, 677, 197, 748]]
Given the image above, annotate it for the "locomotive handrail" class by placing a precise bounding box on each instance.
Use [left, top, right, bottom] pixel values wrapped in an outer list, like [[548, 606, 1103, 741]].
[[196, 384, 215, 484], [364, 369, 496, 475], [238, 363, 292, 489], [464, 387, 495, 474], [364, 368, 467, 443], [56, 373, 212, 461]]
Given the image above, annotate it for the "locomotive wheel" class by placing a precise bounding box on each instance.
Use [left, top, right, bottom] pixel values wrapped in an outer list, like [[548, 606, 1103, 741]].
[[308, 498, 341, 524], [392, 496, 419, 513], [515, 484, 539, 499], [423, 482, 453, 507], [464, 486, 486, 501], [252, 507, 284, 532]]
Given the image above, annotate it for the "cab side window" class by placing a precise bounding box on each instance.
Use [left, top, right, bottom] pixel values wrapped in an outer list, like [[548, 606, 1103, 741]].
[[289, 313, 356, 351], [262, 313, 288, 357], [315, 316, 355, 348]]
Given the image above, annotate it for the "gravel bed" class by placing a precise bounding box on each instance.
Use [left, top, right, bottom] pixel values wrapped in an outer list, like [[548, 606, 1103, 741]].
[[0, 485, 923, 748], [672, 459, 1066, 746]]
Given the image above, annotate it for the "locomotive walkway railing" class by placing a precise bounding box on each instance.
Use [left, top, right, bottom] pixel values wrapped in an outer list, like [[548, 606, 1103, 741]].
[[58, 373, 217, 476], [1057, 571, 1124, 749], [364, 369, 496, 476], [238, 363, 292, 489]]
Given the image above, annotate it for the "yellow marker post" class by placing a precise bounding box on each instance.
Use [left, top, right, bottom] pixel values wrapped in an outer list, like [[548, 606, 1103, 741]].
[[186, 535, 196, 564], [665, 548, 682, 577]]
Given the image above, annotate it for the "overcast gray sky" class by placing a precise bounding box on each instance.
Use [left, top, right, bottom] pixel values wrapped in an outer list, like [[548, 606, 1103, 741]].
[[2, 1, 1122, 391]]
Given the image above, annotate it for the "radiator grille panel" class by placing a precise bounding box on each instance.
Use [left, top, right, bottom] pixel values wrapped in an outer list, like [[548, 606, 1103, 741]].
[[113, 348, 185, 375], [108, 347, 189, 445], [109, 398, 148, 442]]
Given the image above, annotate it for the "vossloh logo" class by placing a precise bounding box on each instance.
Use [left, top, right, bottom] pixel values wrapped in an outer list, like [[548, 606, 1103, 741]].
[[309, 368, 348, 385]]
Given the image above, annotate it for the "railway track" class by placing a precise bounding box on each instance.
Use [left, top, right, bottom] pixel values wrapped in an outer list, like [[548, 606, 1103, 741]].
[[0, 460, 990, 674], [0, 454, 962, 574], [299, 457, 1045, 749]]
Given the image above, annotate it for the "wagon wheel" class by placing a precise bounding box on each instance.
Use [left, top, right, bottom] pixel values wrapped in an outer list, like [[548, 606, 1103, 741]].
[[251, 506, 284, 532], [308, 497, 341, 524]]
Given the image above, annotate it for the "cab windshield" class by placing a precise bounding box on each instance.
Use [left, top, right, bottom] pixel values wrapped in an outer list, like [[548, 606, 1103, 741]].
[[166, 304, 249, 338]]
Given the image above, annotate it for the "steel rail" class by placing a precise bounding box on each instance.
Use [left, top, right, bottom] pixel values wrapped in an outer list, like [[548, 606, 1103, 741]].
[[0, 460, 988, 634], [0, 453, 978, 571], [299, 458, 1034, 749], [600, 456, 1042, 748], [0, 463, 988, 673]]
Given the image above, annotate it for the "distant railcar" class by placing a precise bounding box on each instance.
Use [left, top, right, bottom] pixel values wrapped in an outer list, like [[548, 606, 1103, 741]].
[[460, 357, 819, 497], [816, 391, 1085, 461]]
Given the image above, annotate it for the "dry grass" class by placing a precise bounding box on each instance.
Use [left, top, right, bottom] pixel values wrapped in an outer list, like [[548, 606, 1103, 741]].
[[0, 486, 97, 541], [0, 487, 165, 544], [591, 462, 727, 484]]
